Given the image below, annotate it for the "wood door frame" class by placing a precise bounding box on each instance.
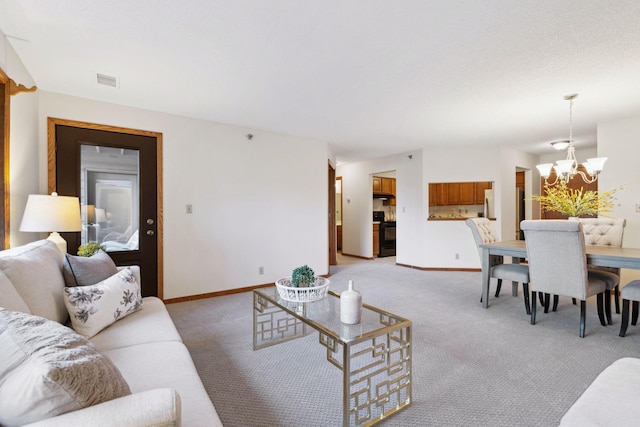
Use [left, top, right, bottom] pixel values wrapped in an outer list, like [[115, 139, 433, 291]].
[[47, 117, 164, 298], [0, 68, 10, 249], [328, 161, 336, 266]]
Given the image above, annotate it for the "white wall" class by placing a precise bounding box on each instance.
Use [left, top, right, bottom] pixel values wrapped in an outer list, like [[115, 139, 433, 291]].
[[1, 30, 41, 247], [338, 144, 540, 269], [597, 114, 640, 283], [336, 150, 423, 266], [35, 91, 329, 299]]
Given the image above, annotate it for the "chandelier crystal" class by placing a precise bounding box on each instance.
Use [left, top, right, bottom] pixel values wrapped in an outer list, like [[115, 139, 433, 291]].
[[536, 94, 607, 185]]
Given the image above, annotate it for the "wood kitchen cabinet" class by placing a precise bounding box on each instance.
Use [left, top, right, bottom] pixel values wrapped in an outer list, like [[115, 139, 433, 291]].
[[373, 223, 379, 256], [381, 177, 393, 194], [373, 176, 395, 195], [429, 183, 447, 206], [372, 177, 382, 194], [459, 182, 475, 205], [474, 181, 493, 204], [429, 181, 493, 206], [446, 183, 461, 205]]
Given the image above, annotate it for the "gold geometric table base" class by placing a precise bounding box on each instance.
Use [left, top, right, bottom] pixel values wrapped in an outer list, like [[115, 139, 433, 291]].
[[253, 289, 412, 426]]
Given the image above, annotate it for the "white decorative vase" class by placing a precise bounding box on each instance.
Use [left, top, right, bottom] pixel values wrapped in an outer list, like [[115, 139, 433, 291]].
[[340, 280, 362, 324]]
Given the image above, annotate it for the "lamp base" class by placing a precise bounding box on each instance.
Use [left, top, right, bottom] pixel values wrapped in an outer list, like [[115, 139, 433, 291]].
[[46, 232, 67, 257]]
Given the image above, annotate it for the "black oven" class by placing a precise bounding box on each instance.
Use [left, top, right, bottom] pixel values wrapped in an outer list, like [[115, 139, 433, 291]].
[[379, 221, 396, 257]]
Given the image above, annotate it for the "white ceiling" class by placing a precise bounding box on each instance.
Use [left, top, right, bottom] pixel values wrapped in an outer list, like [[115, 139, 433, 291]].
[[2, 0, 640, 163]]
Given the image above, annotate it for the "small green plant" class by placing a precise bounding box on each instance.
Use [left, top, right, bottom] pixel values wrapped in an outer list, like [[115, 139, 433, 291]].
[[77, 242, 105, 257], [291, 265, 315, 288]]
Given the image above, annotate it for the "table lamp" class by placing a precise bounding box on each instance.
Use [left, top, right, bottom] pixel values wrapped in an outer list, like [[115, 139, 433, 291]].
[[19, 192, 82, 255]]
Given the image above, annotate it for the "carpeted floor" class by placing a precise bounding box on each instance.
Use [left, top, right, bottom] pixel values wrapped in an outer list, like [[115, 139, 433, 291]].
[[167, 256, 640, 426]]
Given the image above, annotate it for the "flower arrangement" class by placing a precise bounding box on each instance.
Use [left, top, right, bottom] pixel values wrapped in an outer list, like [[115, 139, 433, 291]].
[[531, 181, 621, 217]]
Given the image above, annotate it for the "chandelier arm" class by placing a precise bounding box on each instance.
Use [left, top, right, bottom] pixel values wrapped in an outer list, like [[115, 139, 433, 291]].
[[575, 170, 598, 184], [543, 174, 560, 186]]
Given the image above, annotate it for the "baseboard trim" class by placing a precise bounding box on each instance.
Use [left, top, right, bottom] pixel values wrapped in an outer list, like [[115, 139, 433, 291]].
[[164, 273, 331, 304], [164, 283, 274, 304], [396, 263, 481, 272], [340, 252, 375, 260]]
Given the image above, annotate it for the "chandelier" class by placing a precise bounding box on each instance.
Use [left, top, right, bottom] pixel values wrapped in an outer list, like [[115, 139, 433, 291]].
[[536, 94, 607, 185]]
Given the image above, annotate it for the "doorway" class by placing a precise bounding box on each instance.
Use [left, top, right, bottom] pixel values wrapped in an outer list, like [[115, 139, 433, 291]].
[[48, 118, 163, 298]]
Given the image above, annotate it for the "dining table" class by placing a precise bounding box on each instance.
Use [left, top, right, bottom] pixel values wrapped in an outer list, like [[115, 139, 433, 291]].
[[479, 240, 640, 308]]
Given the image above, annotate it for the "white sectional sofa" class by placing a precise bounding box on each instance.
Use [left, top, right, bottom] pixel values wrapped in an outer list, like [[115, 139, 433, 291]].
[[0, 239, 222, 426], [560, 357, 640, 427]]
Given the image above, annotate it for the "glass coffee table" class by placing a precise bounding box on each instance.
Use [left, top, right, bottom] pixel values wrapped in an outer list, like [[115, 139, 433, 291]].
[[253, 287, 412, 426]]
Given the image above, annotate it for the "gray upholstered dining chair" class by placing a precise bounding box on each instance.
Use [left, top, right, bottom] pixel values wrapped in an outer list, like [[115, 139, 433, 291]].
[[619, 280, 640, 337], [521, 220, 615, 338], [466, 218, 531, 314], [579, 218, 626, 317]]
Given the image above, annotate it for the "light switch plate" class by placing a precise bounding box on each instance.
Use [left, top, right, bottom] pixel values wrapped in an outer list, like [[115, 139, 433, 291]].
[[636, 203, 640, 213]]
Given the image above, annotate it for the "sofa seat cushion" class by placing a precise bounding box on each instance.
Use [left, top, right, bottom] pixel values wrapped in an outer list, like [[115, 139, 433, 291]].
[[90, 297, 183, 351], [103, 341, 222, 427], [0, 240, 67, 323], [560, 357, 640, 426], [64, 268, 142, 338], [0, 309, 131, 427], [63, 250, 119, 287]]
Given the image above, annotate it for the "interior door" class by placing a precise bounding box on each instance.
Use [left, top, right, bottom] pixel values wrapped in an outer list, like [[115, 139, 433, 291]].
[[52, 122, 161, 297]]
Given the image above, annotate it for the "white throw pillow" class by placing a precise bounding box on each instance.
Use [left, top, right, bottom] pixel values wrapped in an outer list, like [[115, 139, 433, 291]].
[[64, 268, 142, 338], [0, 309, 131, 427]]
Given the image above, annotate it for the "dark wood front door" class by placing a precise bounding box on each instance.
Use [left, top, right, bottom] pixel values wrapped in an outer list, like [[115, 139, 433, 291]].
[[50, 119, 162, 297]]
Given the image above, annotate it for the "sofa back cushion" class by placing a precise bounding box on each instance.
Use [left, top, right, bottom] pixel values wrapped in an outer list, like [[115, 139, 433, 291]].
[[0, 240, 67, 323], [63, 249, 119, 287], [0, 269, 31, 313], [0, 308, 131, 427]]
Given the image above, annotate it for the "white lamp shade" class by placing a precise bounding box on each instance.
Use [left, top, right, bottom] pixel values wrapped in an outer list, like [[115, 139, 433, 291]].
[[536, 163, 554, 178], [20, 193, 82, 232], [83, 204, 96, 224], [555, 159, 575, 176], [586, 157, 607, 173], [95, 208, 107, 223]]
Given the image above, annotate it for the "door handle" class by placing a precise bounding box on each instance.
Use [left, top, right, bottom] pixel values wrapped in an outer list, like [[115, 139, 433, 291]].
[[147, 219, 154, 225], [146, 230, 155, 236]]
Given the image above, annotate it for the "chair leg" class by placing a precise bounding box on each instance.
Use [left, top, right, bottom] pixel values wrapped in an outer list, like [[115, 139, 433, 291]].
[[580, 300, 587, 338], [614, 285, 620, 314], [523, 283, 531, 315], [539, 292, 545, 305], [620, 299, 630, 337], [632, 301, 639, 326], [495, 279, 502, 297], [543, 293, 551, 313], [597, 293, 606, 327], [572, 298, 577, 305], [531, 291, 537, 325], [552, 295, 559, 312], [604, 290, 613, 325]]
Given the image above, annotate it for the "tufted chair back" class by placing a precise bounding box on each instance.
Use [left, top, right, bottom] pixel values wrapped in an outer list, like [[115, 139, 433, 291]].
[[578, 218, 626, 248], [466, 218, 503, 267]]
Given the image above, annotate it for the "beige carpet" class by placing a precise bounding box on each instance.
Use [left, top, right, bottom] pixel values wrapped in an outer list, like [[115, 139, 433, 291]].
[[167, 256, 640, 426]]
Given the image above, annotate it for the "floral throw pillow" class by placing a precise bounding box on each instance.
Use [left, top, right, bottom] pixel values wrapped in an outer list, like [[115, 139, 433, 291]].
[[63, 268, 142, 338]]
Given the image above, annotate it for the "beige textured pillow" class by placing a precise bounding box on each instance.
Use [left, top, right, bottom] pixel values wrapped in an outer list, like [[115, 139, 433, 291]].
[[0, 308, 131, 427], [64, 267, 142, 338], [63, 250, 119, 287]]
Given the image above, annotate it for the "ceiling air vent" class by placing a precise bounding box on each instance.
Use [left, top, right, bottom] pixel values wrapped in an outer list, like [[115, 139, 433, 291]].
[[96, 73, 119, 88]]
